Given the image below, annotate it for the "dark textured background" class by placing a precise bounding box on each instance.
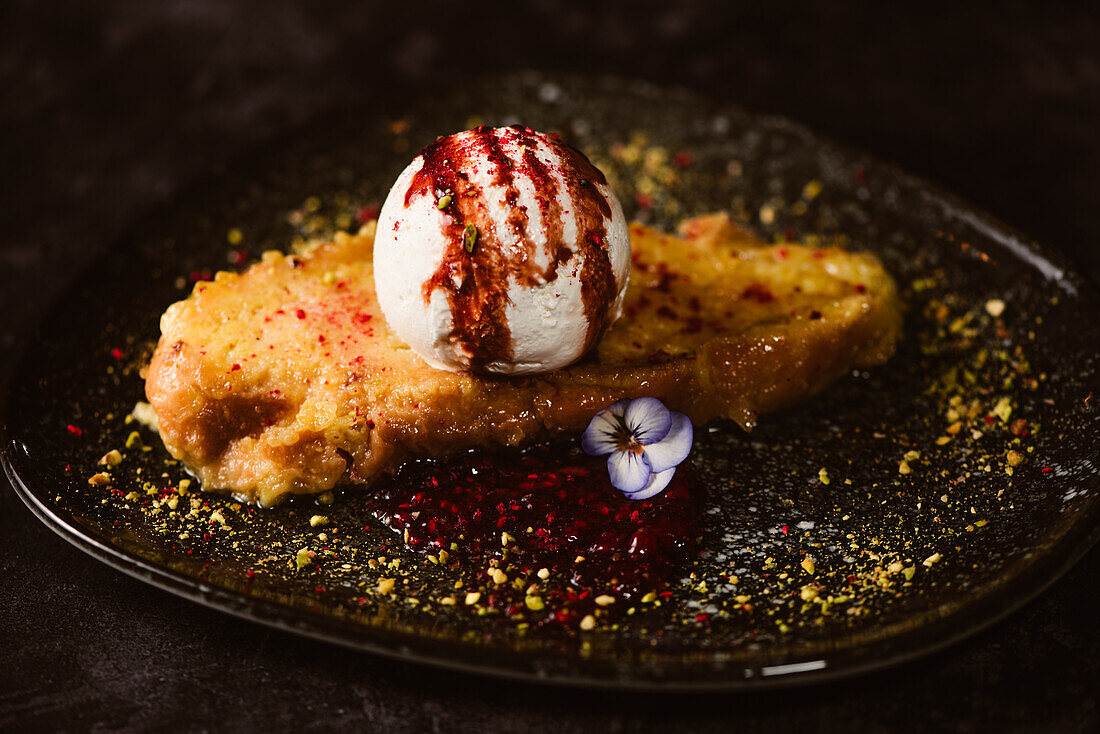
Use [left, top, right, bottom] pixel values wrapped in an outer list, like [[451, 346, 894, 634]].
[[1, 2, 1098, 731]]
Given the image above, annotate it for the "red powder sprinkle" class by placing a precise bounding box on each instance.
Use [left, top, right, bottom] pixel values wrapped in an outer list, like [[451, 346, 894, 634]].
[[66, 424, 82, 437], [231, 363, 241, 371], [673, 151, 694, 169], [1041, 467, 1054, 474], [315, 587, 325, 594], [776, 247, 789, 260], [741, 283, 776, 304], [110, 348, 124, 360], [356, 204, 381, 223], [635, 193, 653, 209], [855, 283, 867, 293], [296, 308, 306, 319], [232, 249, 248, 266], [781, 525, 789, 535], [652, 266, 677, 293], [246, 570, 255, 578]]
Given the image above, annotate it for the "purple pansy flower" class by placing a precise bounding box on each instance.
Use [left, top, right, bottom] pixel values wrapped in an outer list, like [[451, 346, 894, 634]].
[[581, 397, 694, 500]]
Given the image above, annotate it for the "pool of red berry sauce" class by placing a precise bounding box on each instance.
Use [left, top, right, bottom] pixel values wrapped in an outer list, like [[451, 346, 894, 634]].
[[367, 442, 703, 627]]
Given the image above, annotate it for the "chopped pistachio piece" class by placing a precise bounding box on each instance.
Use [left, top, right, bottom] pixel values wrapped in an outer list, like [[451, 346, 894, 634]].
[[463, 223, 478, 253], [295, 548, 312, 569]]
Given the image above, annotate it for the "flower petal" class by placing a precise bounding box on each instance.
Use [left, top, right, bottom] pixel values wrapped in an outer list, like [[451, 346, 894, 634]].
[[623, 397, 672, 445], [605, 398, 631, 418], [607, 450, 652, 494], [623, 467, 676, 501], [641, 412, 693, 472], [581, 410, 621, 456]]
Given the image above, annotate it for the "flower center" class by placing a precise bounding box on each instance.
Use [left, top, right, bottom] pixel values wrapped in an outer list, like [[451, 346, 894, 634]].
[[612, 417, 645, 454]]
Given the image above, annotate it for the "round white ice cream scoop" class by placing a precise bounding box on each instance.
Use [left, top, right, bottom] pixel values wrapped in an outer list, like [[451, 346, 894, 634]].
[[373, 125, 631, 375]]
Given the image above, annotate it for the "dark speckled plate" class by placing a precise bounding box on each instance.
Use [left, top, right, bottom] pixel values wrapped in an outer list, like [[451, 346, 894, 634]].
[[5, 73, 1099, 690]]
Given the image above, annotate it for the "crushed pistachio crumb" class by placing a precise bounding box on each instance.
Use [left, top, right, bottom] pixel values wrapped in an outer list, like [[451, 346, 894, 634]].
[[295, 548, 312, 569]]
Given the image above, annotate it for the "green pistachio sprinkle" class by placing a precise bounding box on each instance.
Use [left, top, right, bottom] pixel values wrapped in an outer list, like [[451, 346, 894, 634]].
[[463, 223, 478, 254], [436, 194, 452, 210], [295, 548, 312, 569]]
